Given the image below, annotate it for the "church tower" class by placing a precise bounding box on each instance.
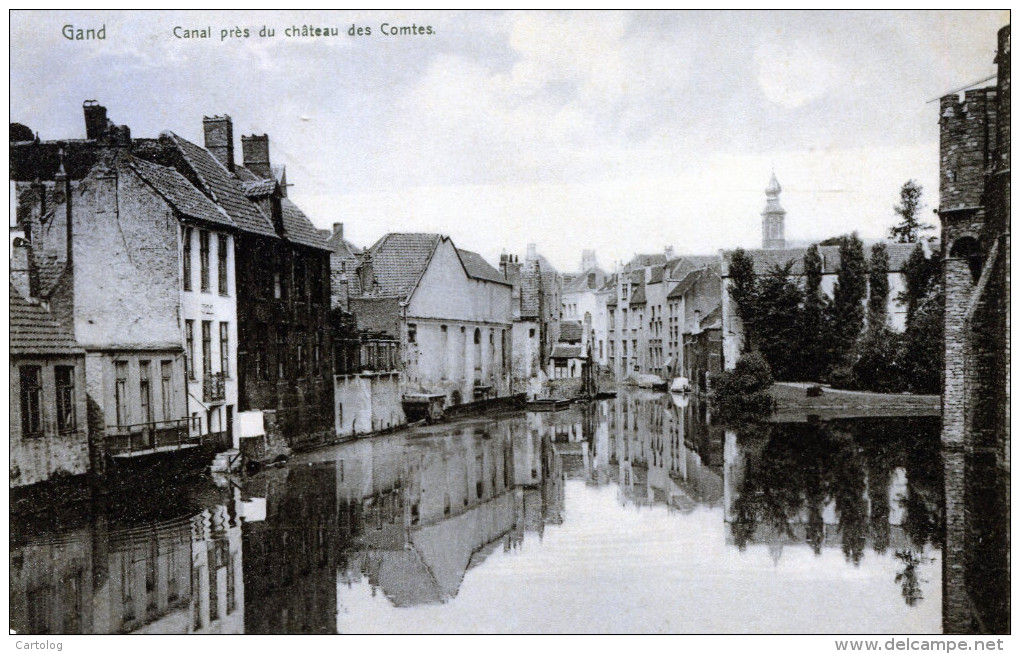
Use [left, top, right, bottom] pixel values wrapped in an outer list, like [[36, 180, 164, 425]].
[[761, 171, 786, 250]]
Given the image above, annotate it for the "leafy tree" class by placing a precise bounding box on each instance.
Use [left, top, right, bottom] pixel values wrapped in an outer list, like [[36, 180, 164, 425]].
[[755, 262, 804, 380], [889, 180, 934, 243], [728, 248, 758, 352], [800, 244, 829, 380], [897, 242, 937, 325], [711, 351, 775, 423], [897, 281, 944, 394], [826, 233, 868, 376], [867, 243, 890, 331]]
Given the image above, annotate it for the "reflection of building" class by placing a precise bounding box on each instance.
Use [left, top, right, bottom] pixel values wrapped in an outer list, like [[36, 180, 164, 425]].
[[938, 24, 1010, 635], [10, 488, 244, 634], [580, 391, 724, 513]]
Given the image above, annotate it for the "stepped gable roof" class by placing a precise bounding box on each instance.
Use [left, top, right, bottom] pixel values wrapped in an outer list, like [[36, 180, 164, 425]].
[[458, 249, 510, 285], [280, 198, 330, 250], [560, 321, 583, 343], [550, 343, 583, 359], [128, 156, 233, 228], [668, 270, 702, 299], [164, 133, 278, 238], [365, 233, 443, 299], [10, 284, 84, 356]]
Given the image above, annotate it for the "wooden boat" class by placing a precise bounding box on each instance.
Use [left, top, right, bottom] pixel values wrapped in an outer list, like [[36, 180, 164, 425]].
[[526, 398, 572, 412]]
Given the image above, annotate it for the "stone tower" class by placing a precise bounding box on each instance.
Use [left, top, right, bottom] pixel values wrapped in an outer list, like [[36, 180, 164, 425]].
[[939, 23, 1009, 635], [761, 172, 786, 250]]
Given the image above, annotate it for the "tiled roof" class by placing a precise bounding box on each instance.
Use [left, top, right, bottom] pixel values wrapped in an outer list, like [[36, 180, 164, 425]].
[[648, 265, 665, 284], [10, 284, 84, 356], [364, 233, 442, 299], [326, 230, 363, 257], [280, 198, 330, 251], [165, 133, 278, 238], [563, 267, 606, 293], [458, 249, 510, 285], [721, 242, 917, 277], [241, 178, 278, 197], [627, 253, 667, 269], [668, 270, 702, 299], [128, 157, 233, 228], [560, 321, 583, 343], [700, 304, 723, 330], [550, 344, 583, 359], [629, 284, 647, 305]]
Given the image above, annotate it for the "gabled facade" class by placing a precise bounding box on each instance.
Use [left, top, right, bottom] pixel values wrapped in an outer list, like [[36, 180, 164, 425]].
[[500, 243, 562, 389], [350, 233, 513, 406]]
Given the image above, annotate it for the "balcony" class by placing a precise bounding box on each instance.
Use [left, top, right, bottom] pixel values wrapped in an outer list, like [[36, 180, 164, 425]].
[[203, 372, 226, 403], [104, 417, 203, 457]]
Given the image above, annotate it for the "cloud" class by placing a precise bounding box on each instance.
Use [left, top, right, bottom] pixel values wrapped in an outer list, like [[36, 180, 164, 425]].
[[754, 38, 842, 108]]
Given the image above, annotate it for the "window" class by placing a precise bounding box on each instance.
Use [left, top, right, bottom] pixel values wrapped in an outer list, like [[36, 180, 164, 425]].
[[273, 271, 282, 299], [407, 323, 417, 344], [622, 284, 628, 300], [199, 230, 210, 292], [115, 361, 129, 428], [276, 326, 287, 379], [294, 256, 306, 301], [161, 361, 173, 421], [313, 330, 322, 375], [20, 365, 43, 436], [55, 365, 76, 432], [217, 234, 229, 295], [185, 321, 195, 380], [296, 330, 306, 377], [182, 227, 193, 291], [219, 322, 229, 377], [201, 321, 212, 377], [139, 361, 152, 424]]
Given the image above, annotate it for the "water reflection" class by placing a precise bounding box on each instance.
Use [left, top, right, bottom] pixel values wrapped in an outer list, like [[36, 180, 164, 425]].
[[12, 389, 986, 633], [10, 479, 245, 634]]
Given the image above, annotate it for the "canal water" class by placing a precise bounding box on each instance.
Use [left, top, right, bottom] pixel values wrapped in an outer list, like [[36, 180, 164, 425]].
[[11, 388, 999, 634]]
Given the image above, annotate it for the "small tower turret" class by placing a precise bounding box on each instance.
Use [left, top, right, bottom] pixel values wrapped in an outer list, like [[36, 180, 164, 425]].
[[762, 171, 786, 250]]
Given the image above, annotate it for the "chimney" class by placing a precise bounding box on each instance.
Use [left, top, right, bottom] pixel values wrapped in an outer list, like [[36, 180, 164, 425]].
[[359, 252, 375, 294], [332, 222, 344, 242], [203, 115, 234, 172], [10, 239, 34, 299], [241, 134, 271, 178], [83, 100, 108, 140]]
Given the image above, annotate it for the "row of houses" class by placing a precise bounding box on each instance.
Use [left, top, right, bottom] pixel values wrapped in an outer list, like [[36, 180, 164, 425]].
[[9, 103, 518, 497]]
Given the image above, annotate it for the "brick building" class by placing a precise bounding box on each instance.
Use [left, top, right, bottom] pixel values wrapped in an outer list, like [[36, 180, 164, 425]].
[[500, 243, 562, 389]]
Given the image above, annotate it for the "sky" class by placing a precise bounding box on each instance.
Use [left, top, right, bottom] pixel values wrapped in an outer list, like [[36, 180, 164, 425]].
[[9, 10, 1008, 272]]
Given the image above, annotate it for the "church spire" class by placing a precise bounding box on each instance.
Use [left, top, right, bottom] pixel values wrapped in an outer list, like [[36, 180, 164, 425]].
[[762, 171, 786, 250]]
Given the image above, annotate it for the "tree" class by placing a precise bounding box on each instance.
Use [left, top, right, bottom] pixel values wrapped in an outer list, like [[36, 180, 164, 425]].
[[889, 180, 934, 243], [897, 242, 937, 325], [728, 248, 758, 353], [867, 243, 890, 331], [711, 351, 775, 423], [800, 244, 829, 380], [897, 281, 944, 394], [826, 233, 868, 376], [755, 262, 804, 380]]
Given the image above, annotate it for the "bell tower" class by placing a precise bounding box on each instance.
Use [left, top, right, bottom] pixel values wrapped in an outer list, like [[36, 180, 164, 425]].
[[761, 171, 786, 250]]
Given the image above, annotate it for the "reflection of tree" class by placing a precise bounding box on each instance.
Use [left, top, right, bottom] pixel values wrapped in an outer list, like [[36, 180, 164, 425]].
[[895, 549, 924, 607], [728, 417, 942, 569]]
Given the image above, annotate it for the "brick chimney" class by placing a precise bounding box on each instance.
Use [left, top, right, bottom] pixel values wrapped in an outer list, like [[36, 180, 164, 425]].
[[332, 222, 344, 242], [203, 115, 234, 172], [241, 134, 271, 178]]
